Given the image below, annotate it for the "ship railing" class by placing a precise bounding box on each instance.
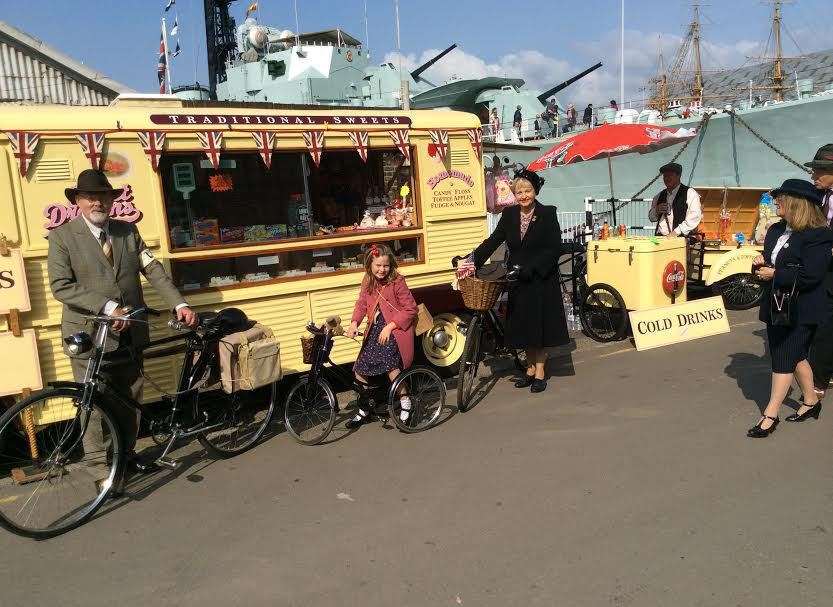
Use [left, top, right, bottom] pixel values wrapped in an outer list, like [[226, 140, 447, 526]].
[[481, 116, 593, 144]]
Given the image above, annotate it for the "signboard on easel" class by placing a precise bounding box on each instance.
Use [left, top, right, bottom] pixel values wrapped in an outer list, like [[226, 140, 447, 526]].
[[0, 248, 31, 314]]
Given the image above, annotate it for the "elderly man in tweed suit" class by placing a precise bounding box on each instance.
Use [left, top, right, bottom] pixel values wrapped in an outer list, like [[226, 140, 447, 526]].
[[48, 169, 197, 486]]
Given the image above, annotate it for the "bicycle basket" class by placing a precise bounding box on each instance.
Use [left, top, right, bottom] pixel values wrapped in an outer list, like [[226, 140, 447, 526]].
[[459, 276, 504, 311], [300, 334, 321, 364]]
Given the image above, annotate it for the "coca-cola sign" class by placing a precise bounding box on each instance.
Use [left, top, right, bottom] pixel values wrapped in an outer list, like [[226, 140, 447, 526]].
[[43, 185, 143, 231], [662, 260, 686, 296]]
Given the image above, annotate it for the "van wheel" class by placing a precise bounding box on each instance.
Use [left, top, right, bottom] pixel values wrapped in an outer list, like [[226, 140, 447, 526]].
[[419, 312, 471, 377]]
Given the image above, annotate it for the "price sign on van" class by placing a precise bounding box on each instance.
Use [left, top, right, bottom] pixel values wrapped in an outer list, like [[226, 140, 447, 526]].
[[0, 249, 31, 314]]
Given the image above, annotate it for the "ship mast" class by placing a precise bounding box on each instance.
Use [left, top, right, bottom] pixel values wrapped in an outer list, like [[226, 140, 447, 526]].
[[691, 2, 704, 105], [771, 0, 785, 101]]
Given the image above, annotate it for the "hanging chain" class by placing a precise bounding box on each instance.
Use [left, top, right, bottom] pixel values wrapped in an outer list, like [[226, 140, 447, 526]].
[[725, 108, 812, 175]]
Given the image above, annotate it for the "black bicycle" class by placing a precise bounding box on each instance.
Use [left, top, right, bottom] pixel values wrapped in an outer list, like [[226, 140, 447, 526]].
[[284, 319, 447, 444], [451, 256, 526, 412], [0, 307, 277, 539]]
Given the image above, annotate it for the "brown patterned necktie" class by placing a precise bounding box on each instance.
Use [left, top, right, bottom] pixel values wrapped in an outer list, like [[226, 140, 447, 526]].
[[98, 230, 113, 266]]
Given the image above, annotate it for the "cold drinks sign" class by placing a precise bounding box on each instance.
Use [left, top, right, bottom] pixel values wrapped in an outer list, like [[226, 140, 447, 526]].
[[628, 296, 729, 351]]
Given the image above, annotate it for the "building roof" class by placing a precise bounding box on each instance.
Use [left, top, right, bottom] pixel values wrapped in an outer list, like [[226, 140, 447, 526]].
[[0, 20, 134, 105], [703, 48, 833, 102]]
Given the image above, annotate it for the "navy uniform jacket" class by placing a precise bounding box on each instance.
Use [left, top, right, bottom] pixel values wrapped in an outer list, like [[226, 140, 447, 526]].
[[759, 220, 833, 325]]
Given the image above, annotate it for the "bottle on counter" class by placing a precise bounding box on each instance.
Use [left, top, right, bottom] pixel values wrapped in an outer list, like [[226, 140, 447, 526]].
[[600, 221, 610, 240]]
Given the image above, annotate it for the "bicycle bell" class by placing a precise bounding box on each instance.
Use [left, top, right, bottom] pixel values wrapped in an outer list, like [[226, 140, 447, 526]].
[[64, 331, 93, 355]]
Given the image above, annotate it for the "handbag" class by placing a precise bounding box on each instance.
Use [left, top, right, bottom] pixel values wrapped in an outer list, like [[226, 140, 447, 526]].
[[375, 289, 433, 335], [770, 279, 798, 327]]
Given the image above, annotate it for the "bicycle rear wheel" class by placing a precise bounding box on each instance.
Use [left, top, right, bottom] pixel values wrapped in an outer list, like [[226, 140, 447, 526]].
[[389, 367, 446, 433], [456, 314, 483, 413], [0, 388, 124, 539], [197, 382, 277, 458], [283, 376, 337, 445]]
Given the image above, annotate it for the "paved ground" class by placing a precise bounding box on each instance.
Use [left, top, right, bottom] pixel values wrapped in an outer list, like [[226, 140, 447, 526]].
[[3, 309, 832, 607]]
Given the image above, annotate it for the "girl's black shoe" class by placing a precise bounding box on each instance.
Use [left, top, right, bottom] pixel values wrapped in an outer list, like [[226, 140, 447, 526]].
[[747, 415, 779, 438], [345, 411, 374, 430], [530, 379, 547, 393], [785, 401, 822, 422], [514, 375, 535, 388]]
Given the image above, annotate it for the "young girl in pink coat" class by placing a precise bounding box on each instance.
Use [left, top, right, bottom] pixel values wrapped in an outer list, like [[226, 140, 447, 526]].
[[345, 243, 417, 428]]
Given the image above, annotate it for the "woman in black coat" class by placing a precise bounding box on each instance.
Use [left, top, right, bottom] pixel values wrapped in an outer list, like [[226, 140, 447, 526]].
[[471, 170, 569, 393], [748, 179, 833, 438]]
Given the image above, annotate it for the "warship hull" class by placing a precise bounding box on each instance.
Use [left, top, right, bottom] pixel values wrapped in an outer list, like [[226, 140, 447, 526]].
[[489, 93, 833, 212]]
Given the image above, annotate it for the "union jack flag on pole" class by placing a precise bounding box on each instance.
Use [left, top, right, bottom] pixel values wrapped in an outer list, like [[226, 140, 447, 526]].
[[388, 129, 411, 163], [429, 129, 449, 164], [250, 131, 276, 169], [347, 131, 370, 163], [164, 0, 176, 12], [137, 131, 167, 172], [197, 131, 224, 169], [302, 131, 325, 167], [76, 132, 106, 170], [5, 131, 40, 177], [157, 34, 167, 94]]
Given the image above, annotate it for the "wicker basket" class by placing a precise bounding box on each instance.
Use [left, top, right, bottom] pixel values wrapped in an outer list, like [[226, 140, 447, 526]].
[[300, 336, 317, 364], [459, 276, 504, 311]]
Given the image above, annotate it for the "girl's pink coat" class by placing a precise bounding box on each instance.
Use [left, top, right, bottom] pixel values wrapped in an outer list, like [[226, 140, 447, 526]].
[[351, 275, 418, 369]]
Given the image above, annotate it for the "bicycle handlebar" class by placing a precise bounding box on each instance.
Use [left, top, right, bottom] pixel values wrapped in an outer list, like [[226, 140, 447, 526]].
[[82, 306, 161, 325]]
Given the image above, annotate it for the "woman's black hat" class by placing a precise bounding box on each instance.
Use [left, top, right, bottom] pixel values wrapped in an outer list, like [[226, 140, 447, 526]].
[[65, 169, 123, 203], [770, 178, 824, 207], [513, 168, 545, 194]]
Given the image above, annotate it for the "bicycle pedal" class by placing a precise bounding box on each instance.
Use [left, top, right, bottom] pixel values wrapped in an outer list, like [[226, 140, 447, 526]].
[[154, 457, 180, 470]]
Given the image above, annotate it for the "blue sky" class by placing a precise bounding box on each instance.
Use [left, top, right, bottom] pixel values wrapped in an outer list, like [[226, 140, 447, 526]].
[[4, 0, 829, 106]]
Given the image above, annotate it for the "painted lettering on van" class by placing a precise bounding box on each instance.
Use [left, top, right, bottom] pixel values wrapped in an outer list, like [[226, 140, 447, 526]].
[[43, 185, 142, 231]]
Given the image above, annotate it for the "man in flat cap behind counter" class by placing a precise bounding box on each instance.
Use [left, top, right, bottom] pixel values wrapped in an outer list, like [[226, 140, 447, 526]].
[[805, 144, 833, 401], [648, 162, 703, 237]]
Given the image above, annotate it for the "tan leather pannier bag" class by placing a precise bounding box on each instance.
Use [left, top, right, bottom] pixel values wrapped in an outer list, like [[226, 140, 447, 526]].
[[217, 323, 282, 393]]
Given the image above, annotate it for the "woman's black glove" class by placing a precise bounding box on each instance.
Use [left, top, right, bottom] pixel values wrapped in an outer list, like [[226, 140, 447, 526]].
[[517, 266, 533, 282]]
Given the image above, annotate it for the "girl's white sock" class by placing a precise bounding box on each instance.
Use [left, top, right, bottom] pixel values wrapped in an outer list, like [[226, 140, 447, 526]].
[[399, 396, 412, 422]]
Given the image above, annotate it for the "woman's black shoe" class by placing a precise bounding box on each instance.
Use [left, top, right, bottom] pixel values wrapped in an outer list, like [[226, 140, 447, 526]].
[[530, 379, 547, 393], [785, 401, 822, 422], [514, 375, 535, 388], [747, 415, 779, 438]]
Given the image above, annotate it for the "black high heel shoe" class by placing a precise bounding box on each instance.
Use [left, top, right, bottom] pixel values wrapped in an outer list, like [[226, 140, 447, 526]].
[[747, 415, 779, 438], [785, 401, 822, 422]]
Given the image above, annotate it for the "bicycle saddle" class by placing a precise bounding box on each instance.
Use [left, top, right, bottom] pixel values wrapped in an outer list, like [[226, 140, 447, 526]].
[[202, 308, 253, 338]]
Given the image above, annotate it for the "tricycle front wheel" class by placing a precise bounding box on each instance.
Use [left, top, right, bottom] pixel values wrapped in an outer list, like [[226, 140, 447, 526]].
[[713, 273, 763, 310], [579, 283, 629, 342]]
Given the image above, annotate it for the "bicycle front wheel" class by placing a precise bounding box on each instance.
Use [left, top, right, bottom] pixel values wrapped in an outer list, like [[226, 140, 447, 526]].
[[457, 314, 483, 413], [283, 376, 337, 445], [0, 388, 124, 539], [197, 381, 277, 458], [389, 367, 447, 433]]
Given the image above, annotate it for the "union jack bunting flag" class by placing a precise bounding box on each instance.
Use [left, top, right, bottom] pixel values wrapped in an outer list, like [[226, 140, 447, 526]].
[[5, 131, 40, 177], [76, 132, 106, 170], [250, 131, 276, 168], [137, 131, 167, 172], [466, 128, 483, 161], [157, 34, 167, 94], [388, 129, 411, 163], [302, 130, 325, 167], [429, 129, 449, 164], [196, 131, 224, 169], [347, 131, 370, 163]]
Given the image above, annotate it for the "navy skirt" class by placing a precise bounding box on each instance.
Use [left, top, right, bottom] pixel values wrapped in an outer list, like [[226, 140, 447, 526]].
[[354, 313, 403, 376], [767, 324, 817, 373]]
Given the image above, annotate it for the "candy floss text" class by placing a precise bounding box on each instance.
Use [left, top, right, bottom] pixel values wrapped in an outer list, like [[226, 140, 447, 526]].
[[43, 185, 143, 231], [427, 170, 475, 189]]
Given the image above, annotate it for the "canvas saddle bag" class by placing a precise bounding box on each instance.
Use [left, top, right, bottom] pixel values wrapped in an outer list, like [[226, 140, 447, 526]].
[[217, 323, 282, 393]]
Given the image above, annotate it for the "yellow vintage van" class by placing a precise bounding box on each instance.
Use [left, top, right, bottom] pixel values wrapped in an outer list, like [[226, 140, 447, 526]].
[[0, 95, 487, 417]]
